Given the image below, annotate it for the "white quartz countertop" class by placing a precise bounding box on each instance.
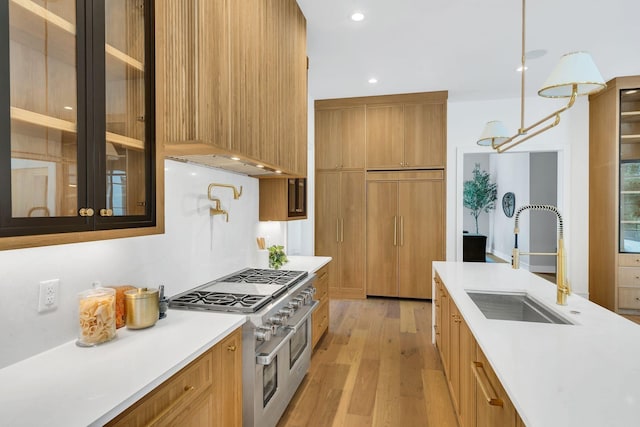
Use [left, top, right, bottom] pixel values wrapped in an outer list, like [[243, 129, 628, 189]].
[[433, 261, 640, 427], [0, 310, 246, 427], [279, 255, 331, 273]]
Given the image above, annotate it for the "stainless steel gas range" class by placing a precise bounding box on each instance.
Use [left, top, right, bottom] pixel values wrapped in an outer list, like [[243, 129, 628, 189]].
[[169, 268, 318, 427]]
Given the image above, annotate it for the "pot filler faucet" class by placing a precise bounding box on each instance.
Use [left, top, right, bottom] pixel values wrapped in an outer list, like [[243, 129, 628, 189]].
[[512, 204, 571, 305]]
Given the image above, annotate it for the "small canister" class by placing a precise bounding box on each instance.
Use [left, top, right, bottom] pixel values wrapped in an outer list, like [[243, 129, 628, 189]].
[[124, 287, 159, 329], [77, 287, 117, 347]]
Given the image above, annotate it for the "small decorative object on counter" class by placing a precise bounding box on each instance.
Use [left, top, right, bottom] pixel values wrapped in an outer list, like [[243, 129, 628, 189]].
[[268, 245, 288, 270], [77, 287, 117, 347], [108, 285, 136, 328], [158, 285, 169, 320], [125, 287, 160, 329]]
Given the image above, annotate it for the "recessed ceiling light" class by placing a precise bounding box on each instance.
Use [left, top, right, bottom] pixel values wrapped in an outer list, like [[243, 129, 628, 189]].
[[256, 164, 265, 168], [230, 156, 240, 161], [351, 12, 364, 22], [275, 170, 282, 174], [63, 106, 73, 110], [368, 78, 378, 84], [516, 66, 528, 72]]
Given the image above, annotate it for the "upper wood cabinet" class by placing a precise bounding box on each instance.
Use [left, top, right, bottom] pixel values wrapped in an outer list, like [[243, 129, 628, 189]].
[[157, 0, 307, 177], [259, 178, 307, 221], [0, 0, 158, 242], [366, 98, 447, 170], [315, 105, 366, 170]]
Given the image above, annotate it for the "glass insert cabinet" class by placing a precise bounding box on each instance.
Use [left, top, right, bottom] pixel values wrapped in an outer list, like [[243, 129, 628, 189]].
[[0, 0, 155, 238], [619, 88, 640, 252]]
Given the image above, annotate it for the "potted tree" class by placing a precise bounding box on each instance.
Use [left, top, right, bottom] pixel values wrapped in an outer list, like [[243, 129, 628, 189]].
[[463, 163, 497, 262]]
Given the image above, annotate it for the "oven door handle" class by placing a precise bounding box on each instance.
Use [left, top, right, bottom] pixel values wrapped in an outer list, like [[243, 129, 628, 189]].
[[285, 300, 319, 333], [256, 328, 296, 366]]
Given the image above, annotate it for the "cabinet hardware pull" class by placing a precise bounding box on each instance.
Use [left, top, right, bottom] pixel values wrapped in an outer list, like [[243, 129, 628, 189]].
[[393, 216, 398, 246], [99, 208, 113, 217], [635, 297, 640, 301], [472, 361, 504, 407], [145, 385, 195, 426], [341, 218, 344, 242], [400, 216, 404, 246], [227, 345, 237, 352], [336, 218, 340, 243], [79, 208, 95, 217]]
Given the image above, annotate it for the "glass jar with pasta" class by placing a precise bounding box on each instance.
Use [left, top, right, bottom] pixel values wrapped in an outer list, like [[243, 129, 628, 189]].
[[77, 287, 117, 347]]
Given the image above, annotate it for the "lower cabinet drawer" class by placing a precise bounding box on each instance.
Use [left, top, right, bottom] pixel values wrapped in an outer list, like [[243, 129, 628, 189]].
[[618, 267, 640, 287], [312, 298, 329, 348], [107, 349, 214, 426], [619, 287, 640, 309], [619, 253, 640, 267], [473, 347, 517, 427], [314, 265, 329, 302]]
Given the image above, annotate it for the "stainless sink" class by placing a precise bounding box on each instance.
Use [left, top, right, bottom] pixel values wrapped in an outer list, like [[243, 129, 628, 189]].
[[466, 291, 573, 325]]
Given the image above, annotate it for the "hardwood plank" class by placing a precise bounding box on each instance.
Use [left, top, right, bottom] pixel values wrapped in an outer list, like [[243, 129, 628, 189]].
[[278, 298, 456, 427], [422, 369, 458, 427]]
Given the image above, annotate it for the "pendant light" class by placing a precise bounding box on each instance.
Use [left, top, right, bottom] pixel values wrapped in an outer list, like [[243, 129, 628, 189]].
[[477, 0, 606, 153]]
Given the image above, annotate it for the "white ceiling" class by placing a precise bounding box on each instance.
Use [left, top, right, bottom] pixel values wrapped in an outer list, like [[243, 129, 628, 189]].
[[296, 0, 640, 102]]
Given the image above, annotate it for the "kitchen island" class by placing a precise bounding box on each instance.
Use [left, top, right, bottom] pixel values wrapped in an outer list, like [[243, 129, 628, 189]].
[[0, 310, 245, 426], [434, 261, 640, 427]]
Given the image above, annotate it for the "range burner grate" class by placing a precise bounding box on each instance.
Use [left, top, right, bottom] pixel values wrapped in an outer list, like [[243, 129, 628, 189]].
[[171, 291, 272, 313], [222, 268, 307, 286]]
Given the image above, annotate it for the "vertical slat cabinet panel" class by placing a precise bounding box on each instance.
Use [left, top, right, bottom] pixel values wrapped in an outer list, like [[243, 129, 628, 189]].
[[156, 0, 196, 143], [230, 0, 263, 160], [366, 180, 399, 297], [197, 0, 230, 149], [294, 5, 307, 176]]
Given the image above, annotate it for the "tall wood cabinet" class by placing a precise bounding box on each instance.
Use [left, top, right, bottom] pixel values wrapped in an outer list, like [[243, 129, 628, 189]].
[[589, 75, 640, 314], [366, 171, 445, 299], [315, 92, 447, 300], [156, 0, 307, 177], [315, 171, 366, 299]]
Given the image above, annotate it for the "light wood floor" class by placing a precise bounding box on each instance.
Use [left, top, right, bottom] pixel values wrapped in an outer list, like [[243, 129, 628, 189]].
[[278, 298, 458, 427]]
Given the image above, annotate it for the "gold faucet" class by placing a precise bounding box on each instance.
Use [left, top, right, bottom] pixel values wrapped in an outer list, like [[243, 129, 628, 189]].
[[208, 183, 243, 200], [209, 198, 229, 222], [512, 204, 570, 305]]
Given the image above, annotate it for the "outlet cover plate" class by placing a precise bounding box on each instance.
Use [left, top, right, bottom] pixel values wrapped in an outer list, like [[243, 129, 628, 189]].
[[38, 279, 59, 313]]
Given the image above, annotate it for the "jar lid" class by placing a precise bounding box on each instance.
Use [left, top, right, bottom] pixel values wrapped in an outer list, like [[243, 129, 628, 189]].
[[124, 287, 158, 300], [78, 287, 115, 299]]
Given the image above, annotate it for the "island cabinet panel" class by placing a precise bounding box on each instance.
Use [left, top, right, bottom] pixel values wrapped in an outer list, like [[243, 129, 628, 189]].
[[106, 328, 242, 427], [434, 273, 523, 427], [158, 0, 307, 177], [315, 171, 366, 299]]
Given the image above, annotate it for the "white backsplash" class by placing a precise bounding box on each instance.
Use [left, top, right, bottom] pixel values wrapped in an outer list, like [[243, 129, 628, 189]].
[[0, 159, 281, 369]]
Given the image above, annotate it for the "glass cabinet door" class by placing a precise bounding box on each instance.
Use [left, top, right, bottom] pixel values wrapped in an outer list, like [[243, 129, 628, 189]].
[[6, 0, 83, 221], [103, 0, 150, 218], [619, 88, 640, 252]]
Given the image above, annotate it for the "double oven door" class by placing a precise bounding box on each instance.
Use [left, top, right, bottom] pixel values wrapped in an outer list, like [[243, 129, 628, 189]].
[[252, 301, 318, 427]]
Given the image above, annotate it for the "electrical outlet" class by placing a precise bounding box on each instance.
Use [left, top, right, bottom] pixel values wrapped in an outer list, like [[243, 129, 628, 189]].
[[38, 279, 59, 313]]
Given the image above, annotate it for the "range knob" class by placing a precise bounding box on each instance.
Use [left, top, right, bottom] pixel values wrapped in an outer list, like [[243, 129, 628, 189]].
[[279, 307, 295, 317], [255, 327, 272, 342], [288, 299, 302, 310], [269, 313, 287, 325], [264, 323, 278, 334]]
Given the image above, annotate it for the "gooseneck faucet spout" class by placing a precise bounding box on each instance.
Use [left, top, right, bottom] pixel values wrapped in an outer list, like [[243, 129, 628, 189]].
[[512, 204, 570, 305]]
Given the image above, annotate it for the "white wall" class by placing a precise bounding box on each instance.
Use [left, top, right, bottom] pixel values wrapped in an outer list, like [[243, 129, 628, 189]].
[[449, 95, 588, 296], [490, 152, 530, 263], [0, 159, 261, 369]]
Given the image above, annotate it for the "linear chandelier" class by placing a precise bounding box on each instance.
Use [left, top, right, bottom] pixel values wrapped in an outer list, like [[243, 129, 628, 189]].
[[477, 0, 606, 153]]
